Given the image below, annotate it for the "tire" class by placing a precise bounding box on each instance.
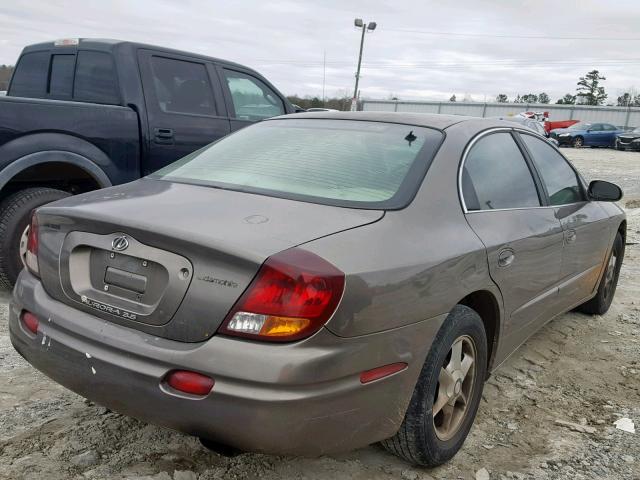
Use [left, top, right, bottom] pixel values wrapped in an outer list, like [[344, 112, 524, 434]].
[[0, 187, 70, 289], [573, 136, 584, 148], [576, 232, 624, 315], [381, 305, 488, 467]]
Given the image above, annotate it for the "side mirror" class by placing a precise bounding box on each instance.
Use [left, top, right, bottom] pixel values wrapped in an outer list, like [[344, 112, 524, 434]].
[[588, 180, 623, 202]]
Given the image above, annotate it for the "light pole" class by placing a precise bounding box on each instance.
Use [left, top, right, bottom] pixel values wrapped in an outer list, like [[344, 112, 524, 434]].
[[351, 18, 377, 111]]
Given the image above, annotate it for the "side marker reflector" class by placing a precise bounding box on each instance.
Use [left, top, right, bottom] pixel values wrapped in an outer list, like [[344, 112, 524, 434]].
[[360, 362, 408, 384]]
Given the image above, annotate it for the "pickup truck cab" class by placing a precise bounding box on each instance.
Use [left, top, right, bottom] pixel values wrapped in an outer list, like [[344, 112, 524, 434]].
[[0, 38, 295, 287]]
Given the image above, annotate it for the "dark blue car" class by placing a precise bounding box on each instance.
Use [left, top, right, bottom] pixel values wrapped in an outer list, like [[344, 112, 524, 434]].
[[550, 122, 624, 148]]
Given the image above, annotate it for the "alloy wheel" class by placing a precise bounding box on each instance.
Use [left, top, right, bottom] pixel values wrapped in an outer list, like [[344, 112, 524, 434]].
[[603, 251, 618, 300], [18, 224, 30, 268], [433, 335, 477, 441]]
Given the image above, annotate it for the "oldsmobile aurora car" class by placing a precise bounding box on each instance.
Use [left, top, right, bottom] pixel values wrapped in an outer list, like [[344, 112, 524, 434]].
[[10, 112, 625, 466]]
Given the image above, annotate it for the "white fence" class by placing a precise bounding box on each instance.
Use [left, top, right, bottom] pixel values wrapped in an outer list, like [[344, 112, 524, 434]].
[[361, 100, 640, 128]]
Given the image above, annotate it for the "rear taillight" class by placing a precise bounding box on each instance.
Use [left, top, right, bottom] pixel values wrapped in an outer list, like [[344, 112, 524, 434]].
[[219, 248, 345, 342], [25, 212, 39, 277]]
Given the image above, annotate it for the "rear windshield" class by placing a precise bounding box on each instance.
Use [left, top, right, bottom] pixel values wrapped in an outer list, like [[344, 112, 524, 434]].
[[152, 119, 443, 209]]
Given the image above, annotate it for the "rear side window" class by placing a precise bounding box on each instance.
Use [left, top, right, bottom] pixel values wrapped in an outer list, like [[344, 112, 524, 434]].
[[74, 51, 119, 104], [462, 132, 540, 211], [223, 70, 285, 121], [149, 56, 216, 115], [8, 51, 50, 97], [521, 134, 584, 205], [49, 54, 75, 98]]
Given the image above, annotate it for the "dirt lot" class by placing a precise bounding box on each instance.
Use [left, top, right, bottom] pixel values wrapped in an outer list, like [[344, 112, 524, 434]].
[[1, 147, 639, 480]]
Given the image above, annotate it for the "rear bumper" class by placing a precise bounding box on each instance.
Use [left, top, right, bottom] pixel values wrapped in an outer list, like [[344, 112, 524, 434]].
[[10, 270, 445, 455]]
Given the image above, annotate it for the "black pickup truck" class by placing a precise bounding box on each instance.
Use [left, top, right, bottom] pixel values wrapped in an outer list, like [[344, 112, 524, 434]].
[[0, 38, 295, 287]]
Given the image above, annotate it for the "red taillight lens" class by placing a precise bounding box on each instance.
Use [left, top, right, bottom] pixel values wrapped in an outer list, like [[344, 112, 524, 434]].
[[219, 248, 345, 342], [165, 370, 214, 396], [25, 212, 39, 276], [21, 311, 39, 335]]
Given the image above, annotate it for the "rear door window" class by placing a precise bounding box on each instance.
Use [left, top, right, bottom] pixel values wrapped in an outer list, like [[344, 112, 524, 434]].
[[149, 56, 216, 116], [8, 51, 50, 97], [520, 134, 585, 205], [49, 54, 76, 98], [223, 70, 284, 121], [73, 51, 119, 104], [462, 132, 541, 211]]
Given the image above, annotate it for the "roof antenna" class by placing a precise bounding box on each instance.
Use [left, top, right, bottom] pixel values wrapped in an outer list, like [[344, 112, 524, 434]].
[[405, 130, 417, 146]]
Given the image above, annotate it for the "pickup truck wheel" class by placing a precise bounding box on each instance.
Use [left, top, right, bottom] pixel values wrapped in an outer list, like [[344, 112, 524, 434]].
[[572, 136, 584, 148], [381, 305, 487, 466], [576, 233, 624, 315], [0, 187, 70, 289]]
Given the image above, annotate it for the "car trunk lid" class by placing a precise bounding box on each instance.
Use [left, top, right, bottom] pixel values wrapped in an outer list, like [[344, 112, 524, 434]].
[[36, 179, 383, 342]]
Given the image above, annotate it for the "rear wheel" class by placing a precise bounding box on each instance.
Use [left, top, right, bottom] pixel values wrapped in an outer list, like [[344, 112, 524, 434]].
[[0, 188, 70, 289], [381, 305, 487, 466], [573, 136, 584, 148], [576, 233, 624, 315]]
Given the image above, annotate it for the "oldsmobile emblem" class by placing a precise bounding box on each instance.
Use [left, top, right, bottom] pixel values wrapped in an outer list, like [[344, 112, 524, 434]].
[[111, 236, 129, 251]]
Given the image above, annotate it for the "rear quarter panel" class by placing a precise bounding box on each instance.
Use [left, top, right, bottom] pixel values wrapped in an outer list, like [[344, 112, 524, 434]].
[[304, 121, 503, 340]]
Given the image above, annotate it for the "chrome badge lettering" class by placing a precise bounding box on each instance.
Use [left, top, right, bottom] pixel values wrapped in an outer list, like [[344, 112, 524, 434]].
[[80, 295, 137, 320]]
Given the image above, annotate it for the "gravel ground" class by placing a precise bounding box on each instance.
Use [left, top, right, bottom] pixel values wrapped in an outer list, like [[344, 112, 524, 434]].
[[1, 147, 639, 480]]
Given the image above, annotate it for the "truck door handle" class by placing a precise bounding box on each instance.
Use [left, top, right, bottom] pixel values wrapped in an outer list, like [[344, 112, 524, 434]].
[[565, 229, 577, 244], [498, 248, 515, 267], [153, 128, 174, 144]]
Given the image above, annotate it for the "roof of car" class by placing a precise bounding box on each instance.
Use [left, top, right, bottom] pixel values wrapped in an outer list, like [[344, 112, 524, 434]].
[[272, 111, 481, 130]]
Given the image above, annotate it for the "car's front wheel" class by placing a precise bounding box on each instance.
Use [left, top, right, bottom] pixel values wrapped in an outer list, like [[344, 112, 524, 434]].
[[381, 305, 487, 466], [0, 187, 70, 289], [573, 136, 584, 148]]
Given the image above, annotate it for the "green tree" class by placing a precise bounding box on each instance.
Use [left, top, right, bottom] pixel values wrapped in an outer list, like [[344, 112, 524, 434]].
[[495, 94, 508, 103], [449, 94, 456, 102], [556, 93, 576, 104], [538, 92, 550, 104], [513, 94, 523, 103], [576, 70, 607, 105], [521, 93, 538, 103]]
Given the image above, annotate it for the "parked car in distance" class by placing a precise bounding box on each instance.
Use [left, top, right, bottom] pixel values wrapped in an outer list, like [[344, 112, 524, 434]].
[[550, 122, 625, 148], [490, 115, 559, 145], [615, 127, 640, 151], [10, 112, 625, 467], [0, 38, 294, 288], [543, 119, 579, 135], [306, 107, 340, 112]]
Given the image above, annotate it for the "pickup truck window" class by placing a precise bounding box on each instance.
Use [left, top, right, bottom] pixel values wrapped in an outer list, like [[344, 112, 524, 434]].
[[49, 54, 75, 98], [8, 51, 49, 97], [223, 70, 285, 121], [149, 56, 216, 116], [74, 51, 119, 104]]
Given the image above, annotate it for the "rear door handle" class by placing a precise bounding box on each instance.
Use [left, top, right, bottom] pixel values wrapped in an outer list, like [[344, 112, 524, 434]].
[[498, 248, 515, 267], [153, 127, 174, 144]]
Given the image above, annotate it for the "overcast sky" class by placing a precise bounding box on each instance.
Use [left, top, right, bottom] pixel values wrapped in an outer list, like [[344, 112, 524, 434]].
[[1, 0, 639, 103]]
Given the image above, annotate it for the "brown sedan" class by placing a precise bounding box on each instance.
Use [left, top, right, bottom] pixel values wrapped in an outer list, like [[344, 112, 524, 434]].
[[10, 112, 625, 466]]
